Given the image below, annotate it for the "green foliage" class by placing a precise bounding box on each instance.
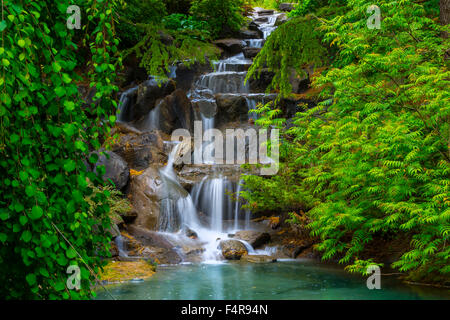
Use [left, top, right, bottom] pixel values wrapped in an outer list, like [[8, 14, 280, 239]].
[[0, 0, 120, 299], [241, 0, 450, 283], [117, 0, 167, 48], [163, 14, 211, 40], [86, 185, 132, 219], [246, 15, 329, 97], [191, 0, 245, 38], [250, 0, 283, 10]]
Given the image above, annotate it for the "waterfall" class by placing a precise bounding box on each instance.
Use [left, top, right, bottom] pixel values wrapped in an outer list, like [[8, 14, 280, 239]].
[[158, 143, 201, 233], [115, 235, 128, 258], [150, 8, 284, 262], [117, 87, 137, 122], [234, 180, 243, 231], [198, 71, 249, 94]]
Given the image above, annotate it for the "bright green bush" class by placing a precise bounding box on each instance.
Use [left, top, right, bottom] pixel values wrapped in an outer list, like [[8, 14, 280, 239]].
[[117, 0, 167, 48], [242, 0, 450, 284], [0, 0, 120, 299], [190, 0, 245, 38]]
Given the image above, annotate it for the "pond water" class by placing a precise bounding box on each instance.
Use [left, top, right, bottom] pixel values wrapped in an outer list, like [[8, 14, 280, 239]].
[[95, 260, 449, 300]]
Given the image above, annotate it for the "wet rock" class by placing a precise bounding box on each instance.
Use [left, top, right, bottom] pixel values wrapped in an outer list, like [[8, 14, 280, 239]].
[[279, 3, 295, 12], [281, 241, 313, 258], [239, 29, 262, 39], [172, 61, 213, 91], [275, 13, 288, 26], [243, 47, 261, 59], [241, 255, 277, 263], [133, 79, 176, 120], [214, 39, 246, 55], [254, 16, 269, 24], [248, 22, 264, 38], [108, 224, 121, 239], [93, 150, 130, 190], [158, 89, 194, 133], [121, 54, 149, 88], [248, 68, 275, 92], [127, 226, 182, 264], [110, 242, 119, 258], [235, 230, 271, 249], [185, 228, 198, 239], [219, 239, 248, 260], [111, 130, 165, 170], [121, 210, 138, 224], [215, 94, 248, 124], [129, 166, 163, 230], [133, 89, 194, 135], [256, 9, 275, 16]]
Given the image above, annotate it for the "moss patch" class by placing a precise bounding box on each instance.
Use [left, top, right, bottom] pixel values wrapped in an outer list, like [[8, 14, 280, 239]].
[[100, 261, 156, 283]]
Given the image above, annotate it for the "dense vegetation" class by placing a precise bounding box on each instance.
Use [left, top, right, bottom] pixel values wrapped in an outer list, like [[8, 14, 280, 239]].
[[0, 0, 448, 300], [243, 0, 450, 284], [0, 0, 120, 299]]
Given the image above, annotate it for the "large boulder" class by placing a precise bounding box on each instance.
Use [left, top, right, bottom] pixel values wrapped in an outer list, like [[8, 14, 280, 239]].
[[133, 79, 176, 120], [127, 226, 183, 264], [129, 166, 163, 230], [238, 29, 262, 39], [248, 69, 275, 92], [243, 47, 261, 59], [248, 22, 264, 38], [171, 61, 213, 91], [279, 3, 295, 12], [219, 240, 248, 260], [275, 13, 288, 26], [213, 39, 246, 55], [93, 150, 130, 190], [111, 130, 166, 170], [235, 230, 271, 249], [256, 9, 275, 16], [215, 94, 249, 125], [133, 89, 194, 135]]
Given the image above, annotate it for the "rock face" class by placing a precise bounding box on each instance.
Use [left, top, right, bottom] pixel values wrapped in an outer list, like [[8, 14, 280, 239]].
[[172, 62, 213, 91], [214, 39, 246, 55], [248, 22, 264, 38], [215, 94, 249, 125], [111, 130, 165, 170], [241, 255, 277, 263], [133, 79, 176, 121], [248, 69, 275, 92], [243, 47, 261, 59], [279, 3, 295, 12], [129, 166, 163, 230], [275, 13, 288, 26], [219, 239, 248, 260], [133, 89, 194, 135], [235, 230, 271, 249], [158, 89, 194, 133], [256, 9, 275, 16], [239, 29, 262, 39], [127, 226, 183, 264], [93, 150, 130, 190]]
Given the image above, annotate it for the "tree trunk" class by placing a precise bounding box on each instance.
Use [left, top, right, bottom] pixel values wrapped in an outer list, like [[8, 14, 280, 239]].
[[441, 0, 450, 29]]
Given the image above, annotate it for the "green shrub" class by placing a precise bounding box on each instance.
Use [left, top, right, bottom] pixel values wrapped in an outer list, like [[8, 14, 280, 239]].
[[190, 0, 245, 38]]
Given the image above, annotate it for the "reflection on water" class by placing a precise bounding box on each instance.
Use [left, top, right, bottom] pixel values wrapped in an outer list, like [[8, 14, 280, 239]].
[[95, 260, 450, 300]]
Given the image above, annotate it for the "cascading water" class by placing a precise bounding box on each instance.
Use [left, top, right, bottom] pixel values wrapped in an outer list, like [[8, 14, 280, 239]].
[[153, 8, 282, 262], [117, 87, 137, 122]]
